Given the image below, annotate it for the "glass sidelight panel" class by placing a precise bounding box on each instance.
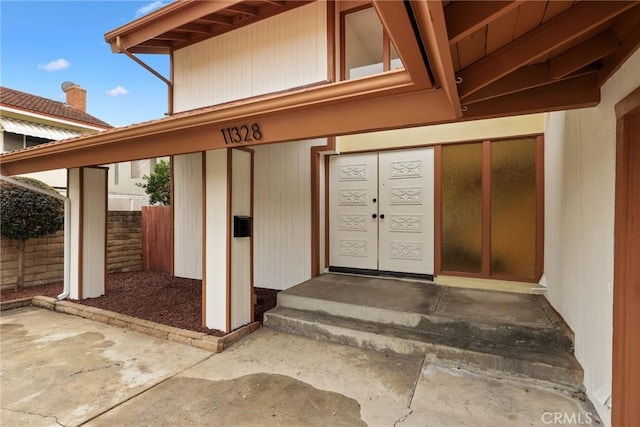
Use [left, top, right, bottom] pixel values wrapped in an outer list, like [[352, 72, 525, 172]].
[[490, 139, 537, 277], [441, 143, 483, 273]]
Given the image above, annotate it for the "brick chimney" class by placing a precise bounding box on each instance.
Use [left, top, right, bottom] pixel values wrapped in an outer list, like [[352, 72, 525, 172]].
[[61, 81, 86, 112]]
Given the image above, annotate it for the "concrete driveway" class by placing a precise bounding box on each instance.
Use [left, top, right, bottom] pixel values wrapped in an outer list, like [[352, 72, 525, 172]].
[[1, 306, 597, 426]]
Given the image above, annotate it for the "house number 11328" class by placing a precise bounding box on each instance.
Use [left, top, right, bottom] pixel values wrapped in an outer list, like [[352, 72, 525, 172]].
[[220, 124, 262, 144]]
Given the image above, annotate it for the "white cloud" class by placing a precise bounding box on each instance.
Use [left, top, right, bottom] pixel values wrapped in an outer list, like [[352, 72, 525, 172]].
[[136, 1, 168, 16], [38, 58, 70, 72], [107, 86, 129, 97]]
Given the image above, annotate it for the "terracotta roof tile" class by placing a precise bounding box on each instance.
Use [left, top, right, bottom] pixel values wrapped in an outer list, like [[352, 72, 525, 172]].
[[0, 86, 112, 129]]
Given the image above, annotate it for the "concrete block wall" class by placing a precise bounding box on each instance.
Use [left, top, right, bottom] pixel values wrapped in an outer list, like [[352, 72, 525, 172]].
[[1, 231, 65, 287], [0, 211, 142, 288], [107, 211, 142, 273]]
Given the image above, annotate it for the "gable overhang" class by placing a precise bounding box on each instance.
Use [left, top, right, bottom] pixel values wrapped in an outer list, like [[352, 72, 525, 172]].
[[3, 0, 640, 176]]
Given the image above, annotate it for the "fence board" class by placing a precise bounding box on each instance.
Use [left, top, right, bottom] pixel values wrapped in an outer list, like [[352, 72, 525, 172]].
[[142, 206, 172, 273]]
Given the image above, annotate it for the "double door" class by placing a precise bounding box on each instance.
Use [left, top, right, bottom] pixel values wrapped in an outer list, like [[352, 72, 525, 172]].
[[329, 148, 434, 275]]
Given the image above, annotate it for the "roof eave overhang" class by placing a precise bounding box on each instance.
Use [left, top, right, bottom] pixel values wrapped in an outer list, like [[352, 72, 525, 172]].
[[0, 70, 460, 176]]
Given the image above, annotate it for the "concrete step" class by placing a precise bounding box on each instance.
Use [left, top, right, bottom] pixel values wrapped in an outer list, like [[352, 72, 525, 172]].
[[277, 291, 574, 354], [264, 306, 584, 391]]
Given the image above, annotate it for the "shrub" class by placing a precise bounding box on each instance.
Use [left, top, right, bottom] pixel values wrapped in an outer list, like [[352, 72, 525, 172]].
[[0, 176, 64, 289]]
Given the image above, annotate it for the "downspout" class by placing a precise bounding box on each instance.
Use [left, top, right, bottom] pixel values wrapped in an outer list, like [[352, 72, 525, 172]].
[[116, 36, 173, 115], [0, 175, 71, 300]]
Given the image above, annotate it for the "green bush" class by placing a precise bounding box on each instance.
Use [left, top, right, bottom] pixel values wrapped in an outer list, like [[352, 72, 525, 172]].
[[136, 159, 170, 206], [0, 176, 64, 240]]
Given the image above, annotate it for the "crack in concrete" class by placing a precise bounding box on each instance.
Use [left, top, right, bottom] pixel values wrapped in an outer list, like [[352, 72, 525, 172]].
[[71, 362, 123, 376], [2, 407, 65, 426], [393, 409, 414, 426]]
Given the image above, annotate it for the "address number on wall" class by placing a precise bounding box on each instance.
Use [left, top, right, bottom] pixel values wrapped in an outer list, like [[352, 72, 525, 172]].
[[220, 124, 263, 145]]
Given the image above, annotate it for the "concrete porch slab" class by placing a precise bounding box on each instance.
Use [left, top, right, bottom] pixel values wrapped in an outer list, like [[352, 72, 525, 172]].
[[435, 286, 552, 328], [284, 273, 443, 313]]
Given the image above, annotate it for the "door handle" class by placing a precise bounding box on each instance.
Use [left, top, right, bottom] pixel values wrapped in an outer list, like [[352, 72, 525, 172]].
[[372, 214, 377, 219], [379, 214, 385, 219]]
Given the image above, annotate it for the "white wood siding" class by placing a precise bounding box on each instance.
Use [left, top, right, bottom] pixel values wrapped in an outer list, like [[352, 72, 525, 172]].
[[173, 153, 203, 279], [82, 168, 107, 298], [231, 149, 252, 329], [68, 168, 81, 300], [204, 149, 228, 331], [173, 2, 327, 112], [68, 167, 106, 299], [253, 139, 325, 290]]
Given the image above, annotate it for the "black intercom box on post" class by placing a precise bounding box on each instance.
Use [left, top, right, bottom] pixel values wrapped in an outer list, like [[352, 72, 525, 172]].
[[234, 215, 251, 238]]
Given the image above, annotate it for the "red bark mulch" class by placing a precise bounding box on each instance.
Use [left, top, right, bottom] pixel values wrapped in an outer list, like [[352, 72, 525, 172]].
[[1, 271, 279, 337]]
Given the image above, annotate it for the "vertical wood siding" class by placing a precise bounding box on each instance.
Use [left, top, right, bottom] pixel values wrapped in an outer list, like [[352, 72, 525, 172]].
[[204, 149, 228, 330], [231, 149, 252, 329], [82, 168, 107, 298], [68, 168, 81, 300], [173, 153, 203, 279], [173, 2, 327, 113], [253, 139, 325, 290]]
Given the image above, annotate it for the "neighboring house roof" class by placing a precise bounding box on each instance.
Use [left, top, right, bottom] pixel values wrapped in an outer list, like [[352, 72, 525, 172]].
[[0, 86, 112, 129], [0, 116, 82, 140]]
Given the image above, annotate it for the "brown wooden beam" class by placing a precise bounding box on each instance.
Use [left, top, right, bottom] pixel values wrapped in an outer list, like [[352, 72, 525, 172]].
[[411, 0, 462, 116], [0, 88, 455, 176], [175, 23, 212, 34], [445, 1, 523, 45], [599, 22, 640, 86], [261, 0, 285, 6], [156, 31, 192, 41], [225, 4, 258, 16], [198, 13, 233, 25], [463, 63, 599, 105], [463, 73, 600, 119], [457, 1, 636, 98], [372, 0, 433, 89], [550, 31, 620, 79]]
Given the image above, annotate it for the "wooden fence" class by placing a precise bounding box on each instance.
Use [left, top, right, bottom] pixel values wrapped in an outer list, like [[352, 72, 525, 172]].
[[141, 206, 172, 273]]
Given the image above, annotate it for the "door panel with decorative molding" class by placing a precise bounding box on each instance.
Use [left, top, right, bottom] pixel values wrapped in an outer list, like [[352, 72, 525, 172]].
[[378, 148, 434, 274], [329, 153, 378, 270], [329, 148, 434, 275]]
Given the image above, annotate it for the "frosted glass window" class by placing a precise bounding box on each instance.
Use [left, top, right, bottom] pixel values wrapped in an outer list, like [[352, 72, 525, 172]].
[[490, 139, 537, 277], [441, 143, 483, 273]]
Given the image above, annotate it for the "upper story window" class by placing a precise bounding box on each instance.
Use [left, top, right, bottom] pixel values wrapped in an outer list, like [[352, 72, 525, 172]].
[[341, 6, 403, 80], [1, 132, 50, 152]]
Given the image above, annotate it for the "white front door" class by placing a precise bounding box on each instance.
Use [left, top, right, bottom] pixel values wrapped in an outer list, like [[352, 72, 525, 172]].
[[329, 148, 434, 275], [378, 148, 434, 274], [329, 153, 378, 270]]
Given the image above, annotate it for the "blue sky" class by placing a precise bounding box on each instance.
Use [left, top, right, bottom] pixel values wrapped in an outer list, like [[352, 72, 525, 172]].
[[1, 1, 174, 127]]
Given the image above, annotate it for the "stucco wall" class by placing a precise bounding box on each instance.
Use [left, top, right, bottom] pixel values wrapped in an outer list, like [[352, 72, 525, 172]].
[[337, 114, 544, 152], [544, 48, 640, 426]]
